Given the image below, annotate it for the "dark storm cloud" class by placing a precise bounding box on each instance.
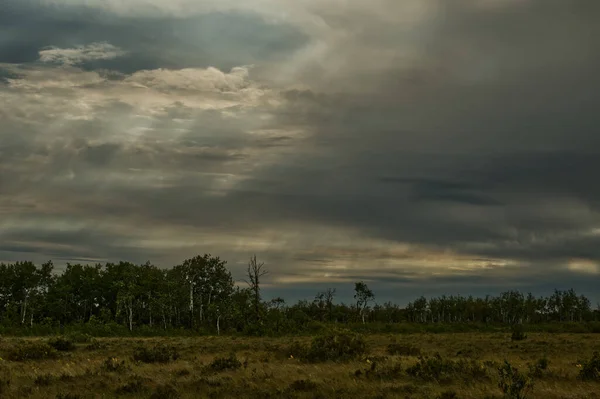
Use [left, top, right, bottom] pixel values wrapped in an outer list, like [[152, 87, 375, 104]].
[[1, 0, 600, 302], [0, 0, 308, 71]]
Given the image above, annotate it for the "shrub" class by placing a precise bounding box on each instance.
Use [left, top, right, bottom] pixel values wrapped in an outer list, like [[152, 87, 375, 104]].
[[497, 361, 533, 399], [511, 325, 527, 341], [406, 354, 488, 382], [528, 357, 549, 378], [116, 376, 149, 394], [288, 379, 319, 392], [48, 336, 75, 352], [150, 384, 180, 399], [101, 357, 128, 373], [437, 391, 459, 399], [85, 338, 106, 351], [6, 341, 58, 361], [208, 353, 242, 372], [386, 343, 421, 356], [55, 393, 82, 399], [302, 330, 368, 363], [34, 373, 54, 386], [66, 332, 93, 344], [577, 351, 600, 381], [0, 366, 10, 395], [133, 344, 179, 363]]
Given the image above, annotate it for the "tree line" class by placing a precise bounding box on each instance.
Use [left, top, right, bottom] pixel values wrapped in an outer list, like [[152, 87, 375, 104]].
[[1, 254, 599, 335]]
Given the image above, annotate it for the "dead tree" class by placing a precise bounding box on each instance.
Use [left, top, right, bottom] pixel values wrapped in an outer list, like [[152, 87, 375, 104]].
[[245, 255, 268, 325]]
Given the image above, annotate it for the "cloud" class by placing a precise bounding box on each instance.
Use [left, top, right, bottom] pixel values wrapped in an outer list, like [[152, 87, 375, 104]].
[[1, 0, 600, 303], [39, 42, 127, 65]]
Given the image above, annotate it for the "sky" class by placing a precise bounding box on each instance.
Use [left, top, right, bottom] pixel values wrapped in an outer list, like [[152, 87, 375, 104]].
[[1, 0, 600, 305]]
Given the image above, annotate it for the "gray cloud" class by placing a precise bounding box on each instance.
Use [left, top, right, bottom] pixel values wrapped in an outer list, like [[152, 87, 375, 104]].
[[1, 0, 600, 302]]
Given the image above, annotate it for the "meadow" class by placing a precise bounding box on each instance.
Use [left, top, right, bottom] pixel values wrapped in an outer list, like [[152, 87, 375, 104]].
[[1, 330, 599, 399]]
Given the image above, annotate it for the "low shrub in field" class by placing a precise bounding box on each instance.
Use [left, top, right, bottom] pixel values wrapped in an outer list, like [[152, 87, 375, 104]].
[[436, 391, 459, 399], [6, 341, 58, 361], [527, 357, 549, 378], [497, 361, 533, 399], [296, 330, 368, 363], [577, 351, 600, 381], [208, 353, 242, 372], [511, 325, 527, 341], [150, 384, 180, 399], [116, 376, 149, 394], [386, 343, 421, 356], [0, 366, 10, 395], [406, 354, 488, 382], [101, 357, 128, 373], [55, 393, 82, 399], [66, 332, 93, 344], [34, 373, 54, 386], [85, 338, 106, 351], [48, 336, 75, 352], [288, 379, 319, 392], [133, 344, 179, 363]]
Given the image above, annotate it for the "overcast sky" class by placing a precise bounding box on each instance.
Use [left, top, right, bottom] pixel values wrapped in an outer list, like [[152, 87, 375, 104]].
[[1, 0, 600, 304]]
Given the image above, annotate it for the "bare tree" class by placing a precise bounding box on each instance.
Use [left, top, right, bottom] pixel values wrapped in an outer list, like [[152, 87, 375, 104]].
[[245, 255, 268, 325]]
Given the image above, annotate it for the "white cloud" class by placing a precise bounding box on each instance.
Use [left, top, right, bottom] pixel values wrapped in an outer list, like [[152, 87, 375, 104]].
[[39, 42, 127, 66]]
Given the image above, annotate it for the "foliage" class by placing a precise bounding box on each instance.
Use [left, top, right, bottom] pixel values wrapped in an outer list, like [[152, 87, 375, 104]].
[[150, 384, 180, 399], [85, 338, 106, 351], [511, 325, 527, 341], [115, 376, 149, 394], [294, 330, 368, 363], [527, 357, 549, 378], [288, 379, 319, 392], [497, 361, 533, 399], [576, 351, 600, 381], [101, 356, 128, 372], [133, 343, 180, 363], [207, 353, 242, 372], [386, 343, 421, 356], [1, 257, 599, 336], [34, 373, 54, 386], [6, 341, 58, 361], [48, 336, 75, 352], [406, 354, 488, 382], [66, 332, 93, 343]]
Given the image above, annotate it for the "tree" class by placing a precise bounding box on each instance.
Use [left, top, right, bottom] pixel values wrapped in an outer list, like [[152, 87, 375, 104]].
[[354, 281, 374, 324], [245, 255, 268, 326]]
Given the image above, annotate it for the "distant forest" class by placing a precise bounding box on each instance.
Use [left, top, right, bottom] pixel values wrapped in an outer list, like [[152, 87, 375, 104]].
[[1, 254, 599, 335]]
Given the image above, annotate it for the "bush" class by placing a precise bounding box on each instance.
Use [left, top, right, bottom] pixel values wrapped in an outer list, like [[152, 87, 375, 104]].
[[0, 366, 10, 395], [66, 332, 93, 344], [406, 354, 488, 382], [511, 325, 527, 341], [437, 391, 459, 399], [297, 330, 368, 363], [101, 357, 128, 373], [48, 336, 75, 352], [116, 376, 149, 394], [528, 357, 549, 378], [34, 373, 54, 386], [55, 393, 82, 399], [577, 351, 600, 381], [497, 361, 533, 399], [6, 341, 58, 361], [150, 384, 180, 399], [85, 338, 106, 351], [288, 379, 319, 392], [133, 344, 179, 363], [386, 343, 421, 356], [208, 353, 242, 372]]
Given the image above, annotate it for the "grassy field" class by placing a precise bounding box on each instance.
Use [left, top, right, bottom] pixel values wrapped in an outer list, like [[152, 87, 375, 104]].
[[1, 332, 599, 398]]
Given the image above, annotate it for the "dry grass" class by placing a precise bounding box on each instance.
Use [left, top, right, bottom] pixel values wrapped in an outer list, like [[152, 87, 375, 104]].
[[0, 333, 598, 398]]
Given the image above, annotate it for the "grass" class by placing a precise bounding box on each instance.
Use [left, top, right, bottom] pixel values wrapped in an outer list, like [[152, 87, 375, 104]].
[[0, 333, 598, 398]]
